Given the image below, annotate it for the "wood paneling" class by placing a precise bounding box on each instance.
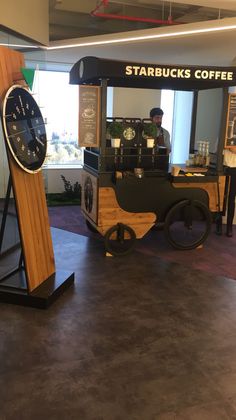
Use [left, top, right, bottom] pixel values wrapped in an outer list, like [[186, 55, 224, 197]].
[[173, 176, 226, 212], [97, 187, 156, 238], [0, 46, 55, 292]]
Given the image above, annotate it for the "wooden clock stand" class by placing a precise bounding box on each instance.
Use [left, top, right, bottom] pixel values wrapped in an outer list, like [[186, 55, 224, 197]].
[[0, 46, 74, 308]]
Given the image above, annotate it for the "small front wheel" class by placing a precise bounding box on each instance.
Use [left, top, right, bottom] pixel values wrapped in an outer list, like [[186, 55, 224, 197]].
[[164, 199, 211, 250], [104, 223, 136, 256]]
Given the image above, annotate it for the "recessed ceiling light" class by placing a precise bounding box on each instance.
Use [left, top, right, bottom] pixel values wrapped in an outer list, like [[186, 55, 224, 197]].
[[0, 43, 39, 48], [46, 23, 236, 50]]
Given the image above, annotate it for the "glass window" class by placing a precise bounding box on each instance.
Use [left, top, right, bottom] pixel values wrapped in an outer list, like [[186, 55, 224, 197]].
[[35, 70, 82, 166]]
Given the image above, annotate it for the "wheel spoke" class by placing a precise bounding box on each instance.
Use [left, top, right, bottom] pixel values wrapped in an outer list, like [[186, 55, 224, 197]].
[[105, 224, 136, 256]]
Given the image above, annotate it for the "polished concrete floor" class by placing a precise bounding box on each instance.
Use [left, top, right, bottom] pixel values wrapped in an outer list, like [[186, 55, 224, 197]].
[[1, 227, 236, 419], [48, 205, 236, 281]]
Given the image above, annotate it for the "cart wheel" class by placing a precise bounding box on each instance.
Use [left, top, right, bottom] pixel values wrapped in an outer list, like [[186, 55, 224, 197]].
[[104, 223, 136, 256], [164, 199, 211, 250], [86, 219, 98, 233]]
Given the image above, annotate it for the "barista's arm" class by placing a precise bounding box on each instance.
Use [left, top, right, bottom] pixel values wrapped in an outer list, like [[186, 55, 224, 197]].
[[164, 129, 171, 154]]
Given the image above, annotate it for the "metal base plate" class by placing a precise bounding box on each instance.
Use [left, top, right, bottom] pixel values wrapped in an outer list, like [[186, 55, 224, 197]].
[[0, 270, 74, 309]]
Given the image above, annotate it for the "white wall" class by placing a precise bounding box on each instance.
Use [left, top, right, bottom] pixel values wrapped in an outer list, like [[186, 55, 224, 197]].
[[43, 168, 82, 194], [112, 87, 161, 119], [0, 0, 48, 45], [161, 89, 175, 146]]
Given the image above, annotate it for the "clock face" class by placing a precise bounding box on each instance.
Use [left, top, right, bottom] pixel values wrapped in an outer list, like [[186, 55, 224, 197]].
[[2, 85, 47, 173]]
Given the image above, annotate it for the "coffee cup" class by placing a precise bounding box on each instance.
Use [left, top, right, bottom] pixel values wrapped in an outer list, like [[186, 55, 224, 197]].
[[147, 138, 154, 148], [171, 166, 180, 176], [111, 138, 121, 148]]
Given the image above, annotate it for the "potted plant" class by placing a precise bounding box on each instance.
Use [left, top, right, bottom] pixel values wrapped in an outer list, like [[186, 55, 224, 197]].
[[107, 121, 123, 147], [143, 122, 157, 148], [143, 122, 157, 138]]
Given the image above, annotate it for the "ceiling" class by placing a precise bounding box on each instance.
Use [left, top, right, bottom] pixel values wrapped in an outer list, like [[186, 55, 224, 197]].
[[2, 0, 233, 70], [49, 0, 236, 41]]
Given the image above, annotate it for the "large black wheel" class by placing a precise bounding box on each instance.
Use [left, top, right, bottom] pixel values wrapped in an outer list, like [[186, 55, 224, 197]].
[[164, 199, 211, 250], [104, 223, 136, 256]]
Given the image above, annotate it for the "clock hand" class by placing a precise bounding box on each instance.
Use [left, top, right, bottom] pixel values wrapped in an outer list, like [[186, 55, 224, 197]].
[[35, 136, 45, 147]]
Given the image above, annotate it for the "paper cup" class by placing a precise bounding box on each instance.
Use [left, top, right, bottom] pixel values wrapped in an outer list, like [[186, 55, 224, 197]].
[[171, 166, 180, 176], [147, 138, 154, 148], [111, 138, 121, 148]]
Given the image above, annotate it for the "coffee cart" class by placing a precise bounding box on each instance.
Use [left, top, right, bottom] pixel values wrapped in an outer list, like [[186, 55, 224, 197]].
[[70, 57, 236, 255]]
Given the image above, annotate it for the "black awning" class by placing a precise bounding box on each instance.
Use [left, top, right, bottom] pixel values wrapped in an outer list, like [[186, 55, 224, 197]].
[[69, 56, 236, 91]]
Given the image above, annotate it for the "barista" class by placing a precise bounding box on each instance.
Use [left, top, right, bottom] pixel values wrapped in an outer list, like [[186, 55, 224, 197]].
[[150, 107, 171, 154]]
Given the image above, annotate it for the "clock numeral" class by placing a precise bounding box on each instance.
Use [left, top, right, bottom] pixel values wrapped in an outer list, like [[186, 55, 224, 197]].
[[16, 106, 20, 114], [27, 150, 31, 156], [26, 103, 29, 110], [18, 94, 26, 116], [21, 145, 25, 151], [36, 146, 39, 152], [13, 125, 17, 130], [31, 110, 35, 116], [16, 136, 21, 142], [37, 129, 41, 134], [12, 114, 17, 120]]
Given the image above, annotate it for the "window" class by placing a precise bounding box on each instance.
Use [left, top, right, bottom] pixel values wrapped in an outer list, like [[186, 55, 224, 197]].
[[35, 70, 82, 166]]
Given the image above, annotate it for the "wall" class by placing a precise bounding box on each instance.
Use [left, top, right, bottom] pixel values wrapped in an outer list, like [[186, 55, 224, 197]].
[[195, 88, 223, 153], [171, 91, 193, 164], [0, 0, 48, 45], [113, 87, 161, 119], [43, 168, 82, 194]]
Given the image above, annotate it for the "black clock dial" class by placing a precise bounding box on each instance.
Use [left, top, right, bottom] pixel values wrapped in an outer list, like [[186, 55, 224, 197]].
[[2, 85, 47, 173]]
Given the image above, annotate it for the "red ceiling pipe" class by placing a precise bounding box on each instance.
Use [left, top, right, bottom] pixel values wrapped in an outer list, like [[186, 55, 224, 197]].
[[91, 0, 109, 15], [91, 0, 181, 26], [91, 11, 180, 25]]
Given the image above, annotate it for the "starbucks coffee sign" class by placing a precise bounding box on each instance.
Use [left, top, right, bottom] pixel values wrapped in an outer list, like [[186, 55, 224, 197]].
[[125, 65, 233, 81], [70, 56, 236, 90]]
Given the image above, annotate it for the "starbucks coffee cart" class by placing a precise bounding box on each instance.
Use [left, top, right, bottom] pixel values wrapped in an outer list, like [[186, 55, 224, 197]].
[[70, 57, 236, 255]]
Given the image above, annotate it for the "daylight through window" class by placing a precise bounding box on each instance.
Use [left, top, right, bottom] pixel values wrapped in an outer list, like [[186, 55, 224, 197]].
[[35, 70, 82, 166]]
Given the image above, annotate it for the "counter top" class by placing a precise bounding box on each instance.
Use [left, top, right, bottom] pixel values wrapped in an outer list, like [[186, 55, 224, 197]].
[[169, 164, 225, 181], [170, 174, 221, 183]]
